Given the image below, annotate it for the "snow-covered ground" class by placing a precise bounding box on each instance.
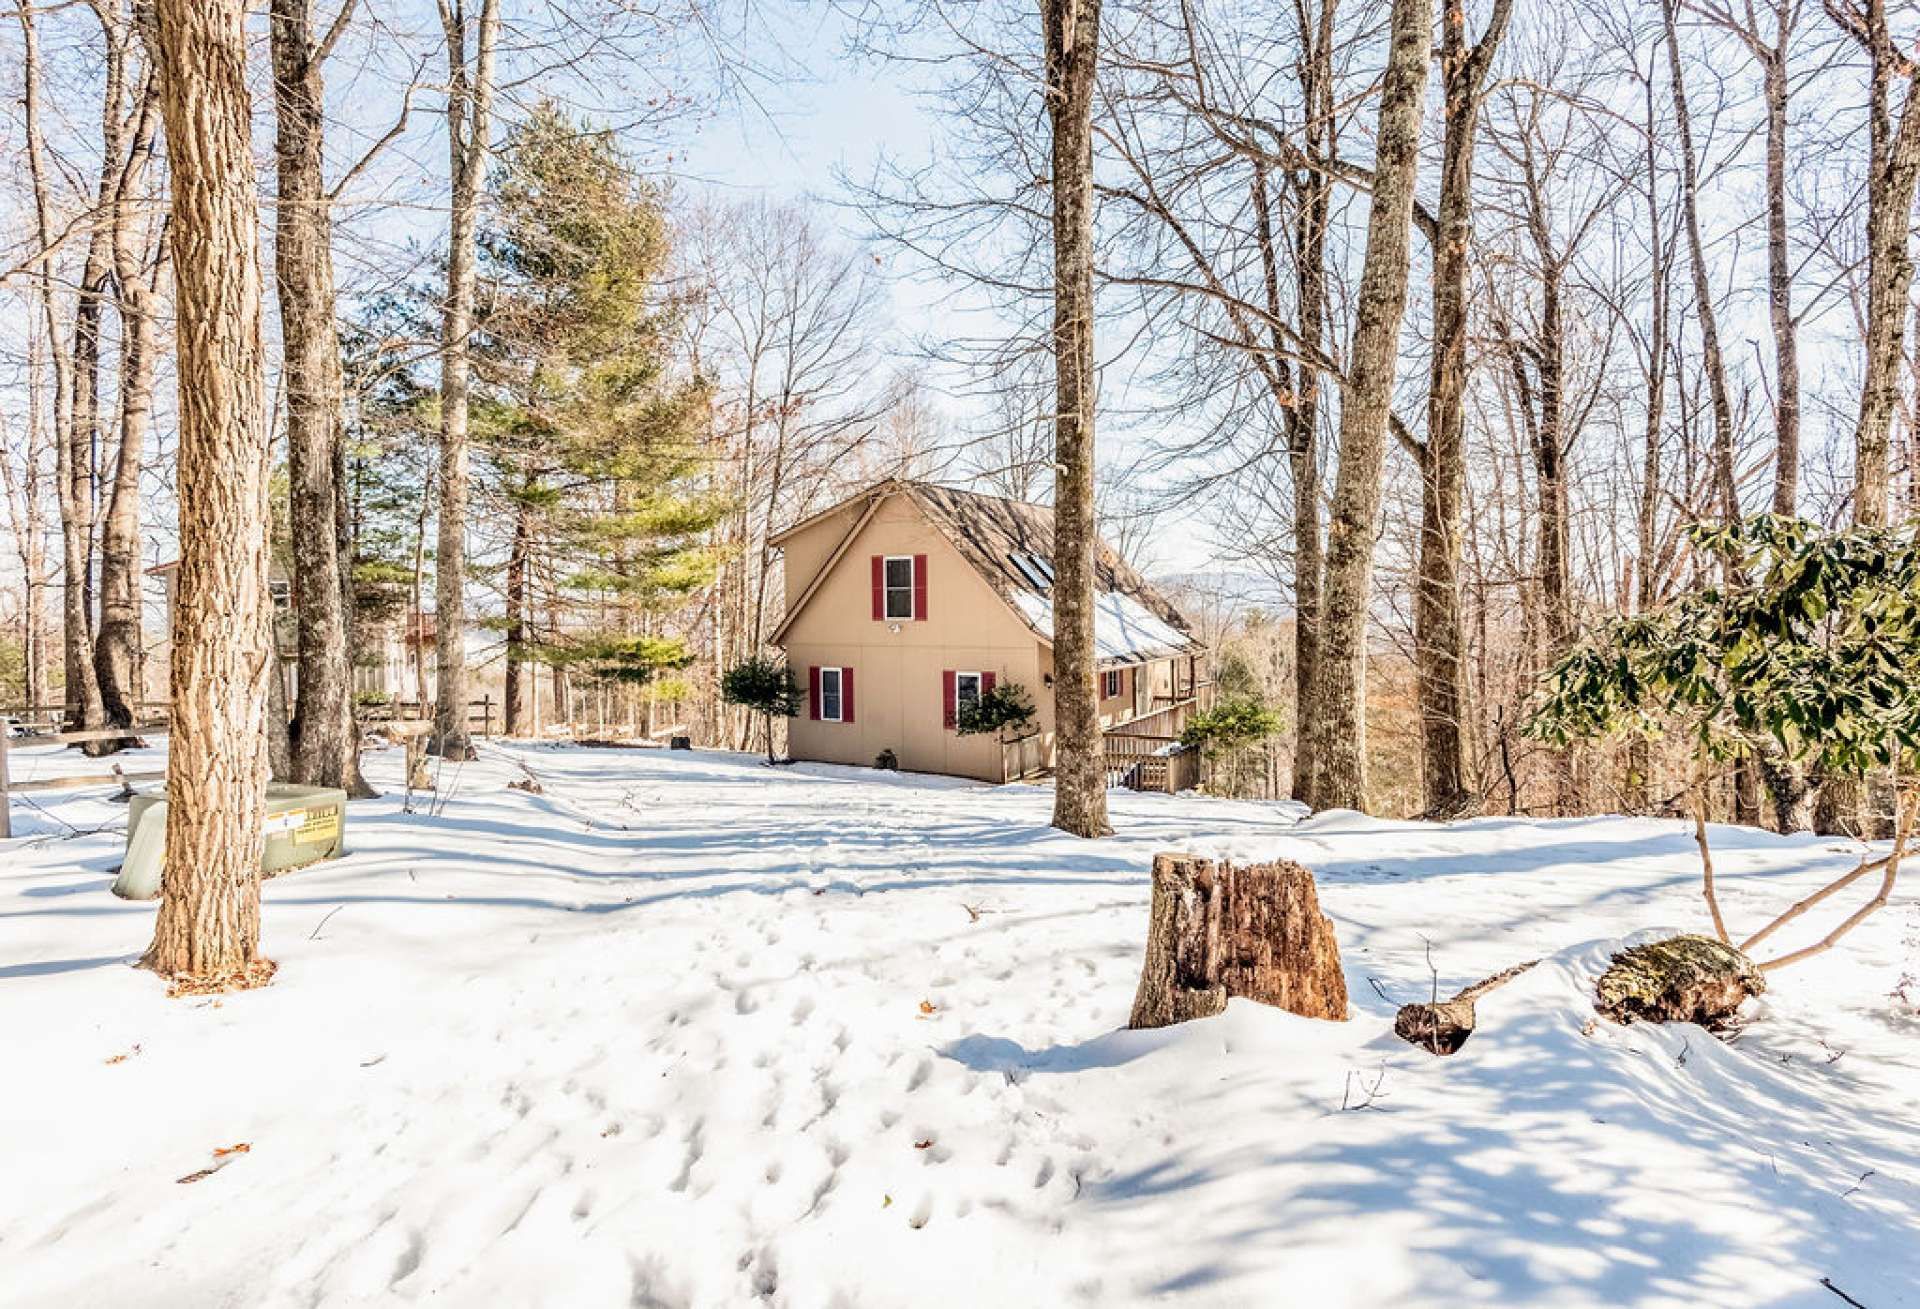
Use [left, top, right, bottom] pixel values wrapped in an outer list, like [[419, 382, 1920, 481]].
[[3, 741, 1917, 1308]]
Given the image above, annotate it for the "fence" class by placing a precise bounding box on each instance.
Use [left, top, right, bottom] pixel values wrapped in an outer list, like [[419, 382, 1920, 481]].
[[1102, 731, 1202, 794], [0, 723, 169, 839], [1001, 731, 1049, 782], [358, 696, 496, 739]]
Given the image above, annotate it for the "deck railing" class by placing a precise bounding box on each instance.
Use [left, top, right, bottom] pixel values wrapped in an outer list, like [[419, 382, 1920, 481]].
[[1102, 731, 1201, 794]]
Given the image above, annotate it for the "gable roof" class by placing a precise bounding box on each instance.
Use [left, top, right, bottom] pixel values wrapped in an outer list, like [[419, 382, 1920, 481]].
[[771, 479, 1203, 664]]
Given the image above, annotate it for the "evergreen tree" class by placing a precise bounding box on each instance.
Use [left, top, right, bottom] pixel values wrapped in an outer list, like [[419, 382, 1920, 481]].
[[474, 102, 722, 734]]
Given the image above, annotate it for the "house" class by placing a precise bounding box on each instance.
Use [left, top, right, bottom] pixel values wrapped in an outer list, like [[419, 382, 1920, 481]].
[[771, 480, 1208, 784], [146, 561, 479, 710]]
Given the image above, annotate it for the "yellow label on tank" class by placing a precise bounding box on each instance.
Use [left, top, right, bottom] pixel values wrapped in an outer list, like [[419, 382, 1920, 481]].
[[293, 810, 340, 845]]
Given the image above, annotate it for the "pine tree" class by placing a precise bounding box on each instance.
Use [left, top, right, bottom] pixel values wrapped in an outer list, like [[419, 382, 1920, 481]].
[[473, 102, 722, 735]]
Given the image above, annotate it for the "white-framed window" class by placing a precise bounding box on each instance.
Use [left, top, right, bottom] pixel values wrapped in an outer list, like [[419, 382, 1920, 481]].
[[1103, 669, 1122, 699], [820, 666, 844, 722], [955, 671, 983, 713], [884, 555, 916, 619]]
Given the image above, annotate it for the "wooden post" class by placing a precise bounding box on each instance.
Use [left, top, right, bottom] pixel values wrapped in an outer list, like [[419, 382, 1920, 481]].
[[1, 728, 12, 839]]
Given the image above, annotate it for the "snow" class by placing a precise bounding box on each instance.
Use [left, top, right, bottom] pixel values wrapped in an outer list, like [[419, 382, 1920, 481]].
[[3, 742, 1918, 1308], [1013, 589, 1197, 664]]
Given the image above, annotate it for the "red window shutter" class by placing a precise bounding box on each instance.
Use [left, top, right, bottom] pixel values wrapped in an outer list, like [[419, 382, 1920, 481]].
[[871, 556, 884, 620], [842, 667, 855, 723], [942, 669, 957, 729], [913, 554, 929, 621], [809, 666, 821, 720], [982, 671, 996, 696]]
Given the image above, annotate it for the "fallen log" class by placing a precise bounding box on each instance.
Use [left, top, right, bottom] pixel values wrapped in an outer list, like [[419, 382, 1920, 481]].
[[1394, 959, 1539, 1055], [1594, 934, 1764, 1031]]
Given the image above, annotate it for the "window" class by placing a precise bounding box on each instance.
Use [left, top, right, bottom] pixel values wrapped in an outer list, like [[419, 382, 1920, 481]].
[[956, 671, 983, 713], [1103, 669, 1122, 699], [884, 556, 915, 619], [810, 666, 854, 723], [1010, 552, 1052, 591]]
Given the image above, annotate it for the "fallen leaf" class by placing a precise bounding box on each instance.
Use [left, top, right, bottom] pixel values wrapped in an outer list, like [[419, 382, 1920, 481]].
[[882, 1194, 893, 1208], [918, 999, 937, 1016], [212, 1143, 250, 1159], [175, 1168, 216, 1185], [104, 1043, 141, 1066], [913, 1139, 933, 1150]]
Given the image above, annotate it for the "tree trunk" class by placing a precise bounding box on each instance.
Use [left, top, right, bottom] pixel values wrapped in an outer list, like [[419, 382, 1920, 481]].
[[504, 494, 532, 735], [18, 1, 105, 748], [1662, 0, 1740, 534], [1302, 0, 1431, 813], [1628, 54, 1670, 814], [1284, 0, 1335, 804], [1042, 0, 1111, 838], [432, 0, 499, 761], [1416, 0, 1510, 818], [142, 0, 275, 987], [271, 0, 372, 797], [1761, 37, 1800, 514], [96, 68, 164, 740], [64, 21, 128, 750], [1845, 0, 1920, 529], [1129, 853, 1348, 1029]]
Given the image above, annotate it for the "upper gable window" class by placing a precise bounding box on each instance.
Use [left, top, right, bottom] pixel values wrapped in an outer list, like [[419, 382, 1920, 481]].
[[884, 556, 916, 619]]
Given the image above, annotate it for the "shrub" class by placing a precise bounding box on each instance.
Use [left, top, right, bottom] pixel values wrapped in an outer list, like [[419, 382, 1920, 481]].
[[721, 654, 804, 764], [955, 681, 1037, 739], [1530, 516, 1920, 972]]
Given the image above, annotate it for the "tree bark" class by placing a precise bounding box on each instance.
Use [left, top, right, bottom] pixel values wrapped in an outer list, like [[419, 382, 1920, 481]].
[[1306, 0, 1433, 813], [1129, 853, 1348, 1029], [1840, 0, 1920, 529], [1760, 25, 1800, 515], [95, 58, 164, 741], [432, 0, 499, 760], [1416, 0, 1510, 818], [271, 0, 372, 797], [504, 492, 533, 735], [1283, 0, 1335, 804], [142, 0, 275, 987], [17, 0, 106, 748], [1664, 0, 1762, 826], [1628, 51, 1672, 813], [1042, 0, 1111, 838]]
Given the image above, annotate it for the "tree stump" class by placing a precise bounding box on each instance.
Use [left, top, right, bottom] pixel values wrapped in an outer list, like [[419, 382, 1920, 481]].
[[1129, 854, 1347, 1029], [1594, 935, 1764, 1031]]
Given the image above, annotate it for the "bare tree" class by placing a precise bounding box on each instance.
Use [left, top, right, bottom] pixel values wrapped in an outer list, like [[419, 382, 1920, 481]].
[[1303, 0, 1433, 813], [1043, 0, 1112, 838], [16, 0, 107, 745], [142, 0, 276, 986], [432, 0, 500, 759], [91, 1, 164, 741], [1829, 0, 1920, 528], [271, 0, 374, 795], [1412, 0, 1513, 816]]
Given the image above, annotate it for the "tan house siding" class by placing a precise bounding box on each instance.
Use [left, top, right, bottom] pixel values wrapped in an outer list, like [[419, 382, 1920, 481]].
[[783, 495, 1045, 781]]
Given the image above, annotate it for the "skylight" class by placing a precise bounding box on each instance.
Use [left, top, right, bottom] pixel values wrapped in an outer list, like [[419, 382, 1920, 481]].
[[1010, 552, 1053, 591]]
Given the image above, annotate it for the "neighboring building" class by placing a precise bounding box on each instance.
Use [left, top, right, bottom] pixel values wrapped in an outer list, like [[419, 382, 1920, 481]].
[[146, 561, 482, 709], [771, 480, 1207, 783]]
